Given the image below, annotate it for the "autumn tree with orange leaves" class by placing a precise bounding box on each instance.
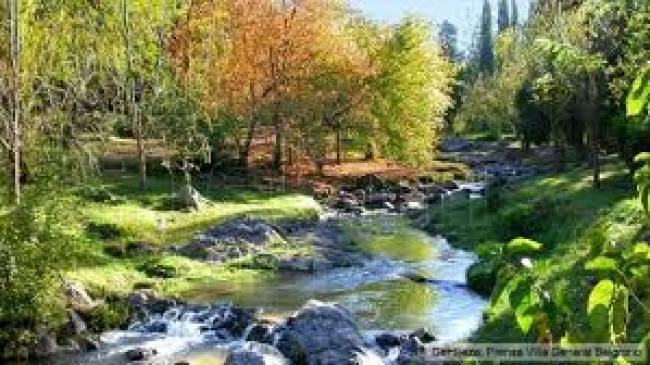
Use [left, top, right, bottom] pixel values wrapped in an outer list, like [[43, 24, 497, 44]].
[[168, 0, 452, 172]]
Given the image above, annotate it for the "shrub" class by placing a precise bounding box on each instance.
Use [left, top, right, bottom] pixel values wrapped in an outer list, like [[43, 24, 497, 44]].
[[0, 201, 72, 355], [81, 302, 130, 333], [497, 198, 560, 239], [467, 259, 498, 297]]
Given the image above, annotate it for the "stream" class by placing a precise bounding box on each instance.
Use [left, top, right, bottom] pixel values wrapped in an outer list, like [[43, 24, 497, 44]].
[[49, 215, 487, 364]]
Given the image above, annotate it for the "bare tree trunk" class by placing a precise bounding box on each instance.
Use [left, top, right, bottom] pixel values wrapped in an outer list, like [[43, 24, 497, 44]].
[[239, 84, 258, 169], [335, 126, 342, 165], [135, 111, 146, 190], [587, 75, 600, 189], [122, 0, 146, 190], [10, 0, 21, 204], [272, 111, 283, 172]]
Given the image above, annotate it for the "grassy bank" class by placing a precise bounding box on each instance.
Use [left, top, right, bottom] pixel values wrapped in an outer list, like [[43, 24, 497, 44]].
[[64, 173, 322, 298], [426, 163, 650, 342]]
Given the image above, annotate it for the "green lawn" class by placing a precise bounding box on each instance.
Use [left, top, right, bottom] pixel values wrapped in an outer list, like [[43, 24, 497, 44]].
[[64, 173, 322, 298]]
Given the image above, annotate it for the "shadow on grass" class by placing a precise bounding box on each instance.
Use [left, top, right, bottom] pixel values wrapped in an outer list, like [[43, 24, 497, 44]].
[[93, 173, 302, 211]]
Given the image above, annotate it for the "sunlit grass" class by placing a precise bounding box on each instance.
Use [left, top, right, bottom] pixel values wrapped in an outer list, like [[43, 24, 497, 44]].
[[65, 173, 322, 298]]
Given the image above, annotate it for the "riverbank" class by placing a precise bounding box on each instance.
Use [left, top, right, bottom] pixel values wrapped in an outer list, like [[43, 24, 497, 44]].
[[425, 162, 650, 343], [41, 209, 487, 364]]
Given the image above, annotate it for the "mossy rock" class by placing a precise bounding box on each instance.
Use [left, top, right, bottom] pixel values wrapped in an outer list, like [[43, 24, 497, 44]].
[[466, 259, 498, 297], [251, 253, 279, 270]]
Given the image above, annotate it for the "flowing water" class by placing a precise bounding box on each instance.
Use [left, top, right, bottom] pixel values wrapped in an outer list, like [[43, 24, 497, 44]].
[[49, 215, 487, 365]]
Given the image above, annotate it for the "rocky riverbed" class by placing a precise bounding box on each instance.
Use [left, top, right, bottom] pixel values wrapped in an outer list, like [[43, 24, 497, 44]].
[[39, 211, 487, 365], [172, 215, 370, 273]]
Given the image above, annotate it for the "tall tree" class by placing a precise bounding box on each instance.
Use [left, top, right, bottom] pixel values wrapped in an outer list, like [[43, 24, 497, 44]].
[[439, 21, 460, 62], [371, 18, 453, 166], [511, 0, 519, 28], [498, 0, 511, 33], [9, 0, 21, 204], [478, 0, 495, 73], [121, 0, 147, 190]]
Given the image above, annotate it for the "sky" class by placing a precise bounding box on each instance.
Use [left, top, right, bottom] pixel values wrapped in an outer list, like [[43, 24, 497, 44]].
[[347, 0, 531, 50]]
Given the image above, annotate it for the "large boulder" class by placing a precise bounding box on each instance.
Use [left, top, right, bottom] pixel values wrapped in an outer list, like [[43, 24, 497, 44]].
[[35, 328, 58, 358], [125, 347, 158, 362], [178, 216, 287, 261], [64, 281, 98, 312], [225, 342, 289, 365], [67, 310, 88, 335], [175, 184, 209, 211], [275, 300, 383, 365], [214, 307, 259, 338]]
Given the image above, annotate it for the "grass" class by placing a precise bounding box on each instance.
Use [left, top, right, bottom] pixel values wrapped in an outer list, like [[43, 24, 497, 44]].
[[428, 163, 634, 252], [63, 173, 323, 298], [426, 162, 649, 342]]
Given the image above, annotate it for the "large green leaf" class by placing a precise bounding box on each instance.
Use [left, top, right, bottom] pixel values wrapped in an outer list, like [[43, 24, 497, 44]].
[[627, 66, 650, 117], [634, 152, 650, 164], [505, 238, 543, 257], [610, 285, 628, 343], [587, 280, 615, 337], [585, 256, 618, 273], [623, 243, 650, 265], [509, 277, 541, 334], [515, 290, 540, 334]]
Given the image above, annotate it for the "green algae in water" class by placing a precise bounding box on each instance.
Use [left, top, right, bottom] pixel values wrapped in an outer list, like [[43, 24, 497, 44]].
[[344, 216, 438, 262]]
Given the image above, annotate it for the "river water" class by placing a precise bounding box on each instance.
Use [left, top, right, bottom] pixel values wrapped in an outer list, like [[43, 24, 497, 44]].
[[49, 215, 487, 364]]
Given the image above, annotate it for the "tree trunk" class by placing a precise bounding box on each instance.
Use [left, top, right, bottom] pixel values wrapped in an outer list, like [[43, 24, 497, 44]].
[[239, 83, 258, 169], [335, 128, 342, 165], [587, 75, 600, 189], [135, 112, 146, 190], [240, 118, 257, 169], [364, 142, 375, 161], [10, 0, 21, 204], [123, 0, 146, 190], [272, 111, 283, 172]]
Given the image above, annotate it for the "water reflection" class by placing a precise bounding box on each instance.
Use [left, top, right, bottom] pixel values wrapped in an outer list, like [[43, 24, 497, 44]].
[[50, 216, 487, 364]]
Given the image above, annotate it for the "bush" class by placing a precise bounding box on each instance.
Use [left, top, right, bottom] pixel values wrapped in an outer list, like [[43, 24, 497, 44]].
[[81, 302, 130, 333], [486, 182, 504, 212], [497, 198, 559, 240], [466, 259, 498, 297], [0, 201, 72, 355]]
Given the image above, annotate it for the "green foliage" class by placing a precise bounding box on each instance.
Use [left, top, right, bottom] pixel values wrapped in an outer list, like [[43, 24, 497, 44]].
[[371, 17, 453, 166], [477, 0, 495, 74], [466, 259, 498, 297], [587, 279, 615, 336], [491, 230, 649, 349], [634, 152, 650, 214], [82, 302, 131, 333], [497, 199, 559, 240], [505, 237, 543, 257], [0, 198, 75, 353], [626, 66, 650, 117], [467, 237, 542, 298]]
